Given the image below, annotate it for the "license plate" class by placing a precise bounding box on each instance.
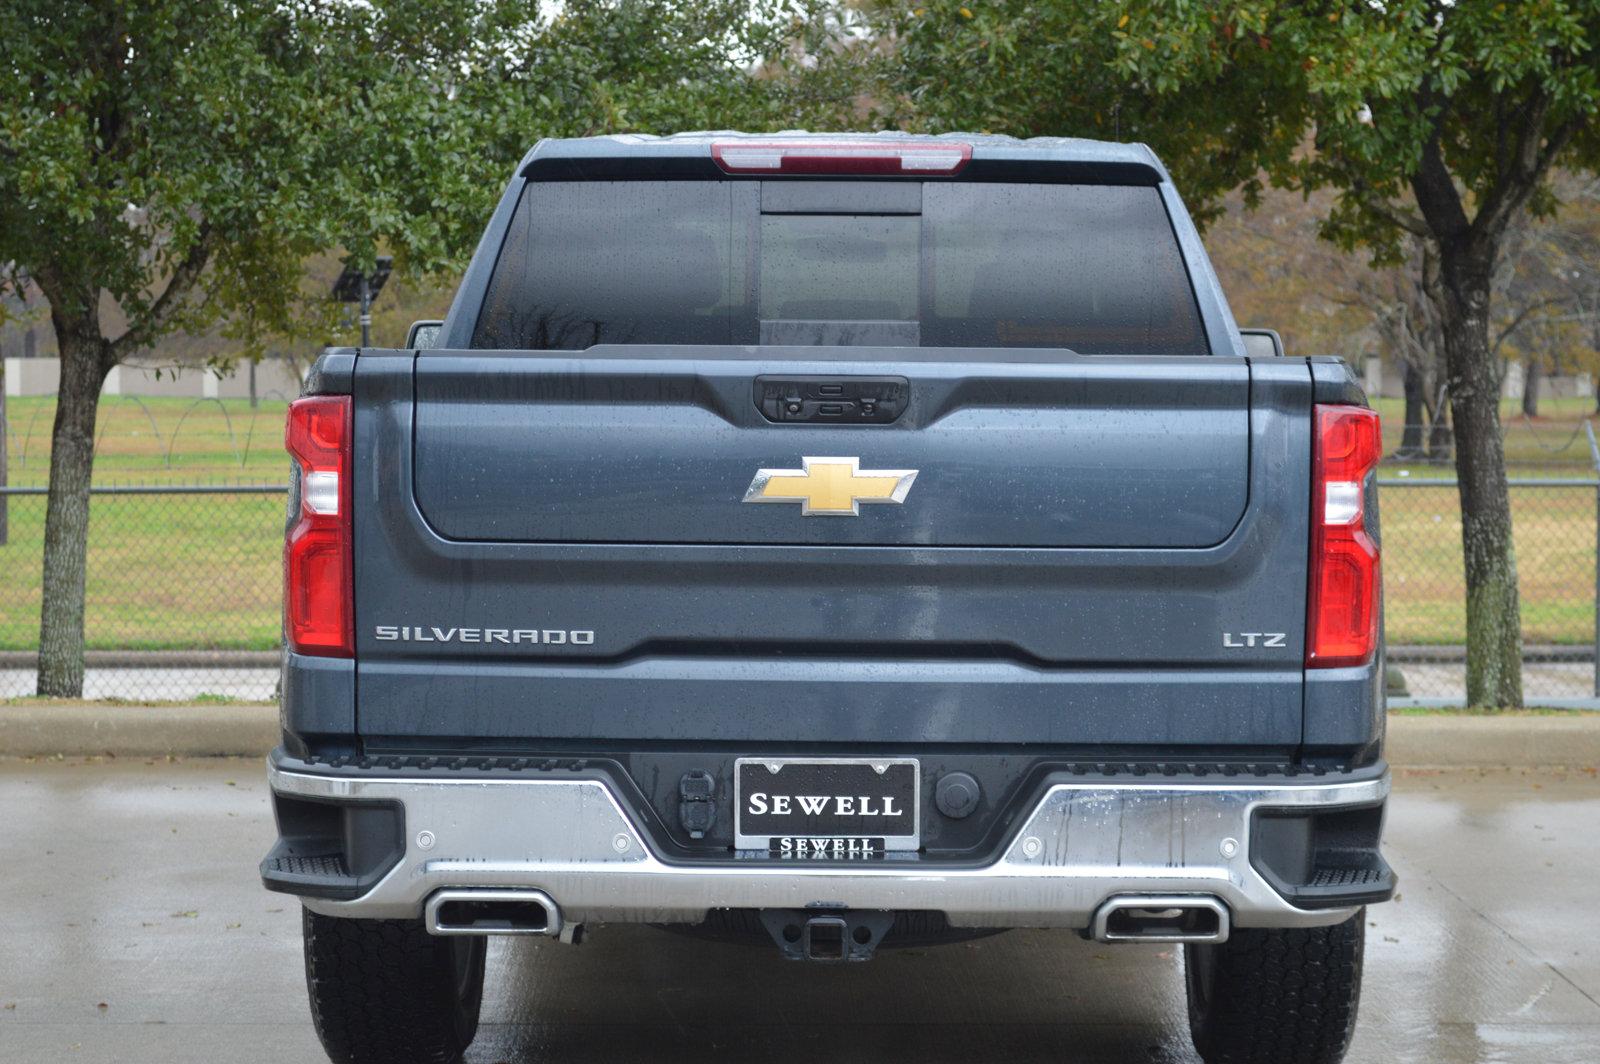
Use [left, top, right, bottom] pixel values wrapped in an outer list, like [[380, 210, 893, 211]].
[[734, 758, 919, 854]]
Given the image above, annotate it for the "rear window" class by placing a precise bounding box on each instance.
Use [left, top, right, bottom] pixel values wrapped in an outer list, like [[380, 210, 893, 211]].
[[472, 179, 1208, 354]]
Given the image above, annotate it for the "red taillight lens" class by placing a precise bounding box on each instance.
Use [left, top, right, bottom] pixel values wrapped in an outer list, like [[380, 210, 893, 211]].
[[1307, 405, 1381, 668], [711, 140, 972, 176], [285, 396, 352, 657]]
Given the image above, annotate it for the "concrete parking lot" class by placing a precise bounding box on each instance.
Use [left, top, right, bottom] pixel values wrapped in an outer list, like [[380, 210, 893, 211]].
[[1, 758, 1597, 1064]]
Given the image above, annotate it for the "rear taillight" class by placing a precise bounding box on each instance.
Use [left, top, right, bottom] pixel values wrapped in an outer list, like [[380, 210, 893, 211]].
[[711, 140, 971, 176], [1307, 405, 1381, 668], [285, 396, 352, 657]]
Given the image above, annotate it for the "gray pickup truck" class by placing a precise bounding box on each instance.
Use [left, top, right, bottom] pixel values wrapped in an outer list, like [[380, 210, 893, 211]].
[[263, 133, 1393, 1064]]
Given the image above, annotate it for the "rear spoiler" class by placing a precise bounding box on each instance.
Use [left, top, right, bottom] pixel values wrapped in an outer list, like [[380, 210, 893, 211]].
[[521, 149, 1163, 186]]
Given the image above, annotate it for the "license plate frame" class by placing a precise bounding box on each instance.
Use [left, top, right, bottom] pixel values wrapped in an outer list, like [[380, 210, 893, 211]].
[[734, 757, 920, 854]]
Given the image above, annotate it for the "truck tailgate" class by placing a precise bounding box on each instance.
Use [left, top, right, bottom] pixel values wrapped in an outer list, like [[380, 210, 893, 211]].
[[352, 350, 1314, 751], [411, 350, 1248, 548]]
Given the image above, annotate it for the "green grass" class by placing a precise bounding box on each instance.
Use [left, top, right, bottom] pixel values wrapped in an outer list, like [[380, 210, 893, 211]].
[[5, 395, 292, 487], [1382, 483, 1595, 645], [1368, 396, 1596, 645], [0, 489, 284, 651], [1371, 395, 1599, 479], [2, 397, 287, 651]]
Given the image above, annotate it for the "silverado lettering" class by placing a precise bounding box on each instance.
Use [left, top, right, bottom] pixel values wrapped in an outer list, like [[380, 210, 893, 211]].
[[372, 625, 594, 645]]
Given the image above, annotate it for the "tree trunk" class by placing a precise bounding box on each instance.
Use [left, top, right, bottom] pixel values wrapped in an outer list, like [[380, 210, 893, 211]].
[[1399, 360, 1426, 457], [1435, 241, 1523, 707], [1521, 355, 1541, 418], [36, 312, 111, 698]]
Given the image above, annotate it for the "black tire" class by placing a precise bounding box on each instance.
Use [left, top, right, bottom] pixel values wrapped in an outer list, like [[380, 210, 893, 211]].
[[1184, 910, 1365, 1064], [302, 909, 486, 1064]]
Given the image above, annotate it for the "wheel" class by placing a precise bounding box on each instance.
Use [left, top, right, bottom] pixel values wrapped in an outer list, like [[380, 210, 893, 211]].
[[302, 909, 486, 1064], [1184, 909, 1365, 1064]]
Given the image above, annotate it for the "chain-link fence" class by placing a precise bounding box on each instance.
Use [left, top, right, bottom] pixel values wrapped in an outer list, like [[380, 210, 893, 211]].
[[1380, 477, 1597, 704], [0, 485, 284, 701], [1379, 411, 1600, 704], [1, 477, 1597, 705]]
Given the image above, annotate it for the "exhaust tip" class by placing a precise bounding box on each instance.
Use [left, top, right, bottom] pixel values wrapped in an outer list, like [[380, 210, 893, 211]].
[[424, 889, 562, 937], [1092, 895, 1229, 944]]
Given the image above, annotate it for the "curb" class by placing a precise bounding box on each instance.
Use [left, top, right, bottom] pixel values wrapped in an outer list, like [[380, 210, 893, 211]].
[[0, 703, 277, 758], [2, 706, 1598, 766]]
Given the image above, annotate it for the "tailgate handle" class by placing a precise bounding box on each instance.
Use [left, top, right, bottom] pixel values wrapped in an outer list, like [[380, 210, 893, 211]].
[[755, 376, 908, 424]]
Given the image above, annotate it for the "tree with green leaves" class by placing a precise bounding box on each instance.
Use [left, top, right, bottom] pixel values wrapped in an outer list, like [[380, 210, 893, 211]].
[[862, 0, 1600, 706], [0, 0, 798, 697]]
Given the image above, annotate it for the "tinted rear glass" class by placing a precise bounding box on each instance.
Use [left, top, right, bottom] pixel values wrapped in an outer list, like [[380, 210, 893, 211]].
[[472, 180, 1207, 354]]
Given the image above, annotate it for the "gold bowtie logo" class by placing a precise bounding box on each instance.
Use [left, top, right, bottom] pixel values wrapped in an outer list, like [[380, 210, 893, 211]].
[[743, 457, 919, 517]]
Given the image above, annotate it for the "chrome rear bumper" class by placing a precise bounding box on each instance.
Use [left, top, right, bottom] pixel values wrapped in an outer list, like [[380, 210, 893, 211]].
[[267, 760, 1390, 931]]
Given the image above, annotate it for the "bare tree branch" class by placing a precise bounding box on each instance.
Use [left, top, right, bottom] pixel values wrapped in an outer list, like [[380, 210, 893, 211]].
[[1474, 104, 1586, 242], [1492, 296, 1562, 355], [106, 225, 216, 366], [1354, 186, 1432, 238]]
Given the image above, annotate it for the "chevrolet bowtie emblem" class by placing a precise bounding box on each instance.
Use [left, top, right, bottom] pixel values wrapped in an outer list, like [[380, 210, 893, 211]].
[[743, 457, 919, 517]]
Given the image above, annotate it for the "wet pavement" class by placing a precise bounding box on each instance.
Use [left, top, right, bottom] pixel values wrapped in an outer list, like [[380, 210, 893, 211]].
[[1, 758, 1597, 1064]]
